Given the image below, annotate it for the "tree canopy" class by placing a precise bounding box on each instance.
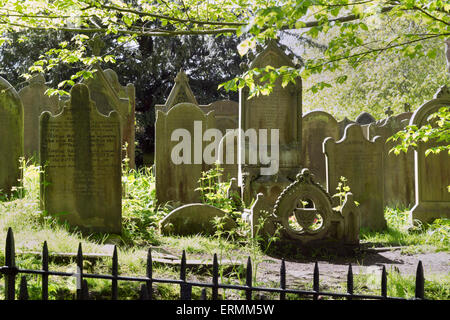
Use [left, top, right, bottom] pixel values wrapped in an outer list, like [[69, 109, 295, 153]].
[[0, 0, 448, 95]]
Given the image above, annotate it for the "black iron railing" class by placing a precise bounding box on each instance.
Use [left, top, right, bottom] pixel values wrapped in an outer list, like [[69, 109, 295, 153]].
[[0, 228, 426, 300]]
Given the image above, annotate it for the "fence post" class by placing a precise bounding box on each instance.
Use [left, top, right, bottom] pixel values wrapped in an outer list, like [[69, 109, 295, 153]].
[[140, 284, 149, 300], [179, 250, 187, 299], [111, 245, 118, 300], [313, 261, 319, 300], [415, 261, 425, 300], [42, 241, 49, 300], [246, 257, 252, 300], [146, 248, 153, 300], [19, 276, 29, 300], [5, 227, 17, 300], [280, 259, 286, 300], [82, 279, 89, 300], [347, 263, 353, 300], [212, 253, 219, 300], [200, 288, 207, 300], [76, 243, 84, 300], [381, 265, 387, 299]]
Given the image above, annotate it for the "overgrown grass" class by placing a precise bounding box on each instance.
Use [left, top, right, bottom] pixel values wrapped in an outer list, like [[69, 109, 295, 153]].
[[360, 207, 449, 252]]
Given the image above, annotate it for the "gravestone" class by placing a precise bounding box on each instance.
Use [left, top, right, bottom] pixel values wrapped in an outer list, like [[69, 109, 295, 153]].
[[337, 117, 355, 139], [200, 100, 239, 135], [368, 117, 415, 207], [155, 70, 198, 113], [40, 84, 122, 233], [103, 69, 136, 169], [160, 203, 236, 236], [155, 102, 215, 204], [302, 111, 339, 186], [355, 112, 376, 125], [239, 40, 302, 208], [324, 124, 386, 230], [85, 66, 136, 168], [410, 86, 450, 223], [217, 129, 239, 183], [18, 74, 60, 159], [0, 77, 23, 196], [247, 169, 360, 247]]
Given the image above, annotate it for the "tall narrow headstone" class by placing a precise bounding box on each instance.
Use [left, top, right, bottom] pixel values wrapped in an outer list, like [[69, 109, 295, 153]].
[[324, 124, 386, 230], [40, 84, 122, 233], [302, 110, 339, 186], [239, 40, 302, 207], [18, 74, 60, 159], [85, 65, 136, 168], [155, 103, 215, 204], [410, 86, 450, 222], [0, 77, 23, 196], [368, 117, 415, 207]]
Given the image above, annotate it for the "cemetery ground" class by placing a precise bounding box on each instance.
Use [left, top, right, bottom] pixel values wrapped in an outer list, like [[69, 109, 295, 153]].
[[0, 162, 448, 300]]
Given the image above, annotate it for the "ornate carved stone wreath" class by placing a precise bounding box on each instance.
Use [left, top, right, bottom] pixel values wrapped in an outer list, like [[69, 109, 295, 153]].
[[273, 168, 334, 241]]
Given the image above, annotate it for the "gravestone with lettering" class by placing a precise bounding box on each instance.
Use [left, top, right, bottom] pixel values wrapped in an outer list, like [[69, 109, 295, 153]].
[[0, 77, 23, 196], [85, 66, 136, 168], [18, 74, 60, 159], [410, 86, 450, 223], [302, 111, 339, 186], [324, 124, 386, 230], [103, 69, 136, 169], [368, 117, 415, 207], [155, 102, 215, 204], [40, 84, 122, 233], [239, 41, 302, 208]]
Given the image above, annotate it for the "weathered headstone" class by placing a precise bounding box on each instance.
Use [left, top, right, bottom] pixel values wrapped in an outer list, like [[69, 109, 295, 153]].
[[368, 117, 415, 207], [200, 100, 239, 135], [0, 77, 23, 196], [85, 66, 136, 168], [324, 124, 386, 230], [103, 69, 136, 169], [337, 117, 355, 139], [302, 110, 339, 186], [40, 84, 122, 233], [355, 112, 376, 125], [217, 129, 239, 182], [239, 40, 302, 208], [155, 102, 215, 204], [155, 70, 198, 113], [410, 86, 450, 223], [18, 74, 60, 159], [160, 203, 236, 236]]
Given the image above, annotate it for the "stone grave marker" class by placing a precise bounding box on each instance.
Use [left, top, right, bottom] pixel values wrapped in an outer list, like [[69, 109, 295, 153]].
[[200, 100, 239, 135], [301, 110, 339, 186], [155, 70, 198, 113], [18, 74, 60, 159], [217, 129, 239, 183], [355, 112, 376, 125], [155, 102, 215, 204], [84, 65, 136, 168], [368, 117, 415, 207], [324, 124, 386, 230], [0, 76, 23, 196], [409, 86, 450, 222], [40, 84, 122, 233], [337, 117, 355, 139], [239, 40, 302, 208]]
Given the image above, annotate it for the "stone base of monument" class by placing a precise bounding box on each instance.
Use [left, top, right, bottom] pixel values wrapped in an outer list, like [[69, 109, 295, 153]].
[[160, 203, 237, 236], [244, 169, 360, 252]]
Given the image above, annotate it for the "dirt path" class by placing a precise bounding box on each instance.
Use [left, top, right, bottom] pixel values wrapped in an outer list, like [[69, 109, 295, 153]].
[[255, 249, 450, 289]]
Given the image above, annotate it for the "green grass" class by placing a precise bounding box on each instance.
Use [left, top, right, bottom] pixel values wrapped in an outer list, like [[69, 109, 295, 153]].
[[0, 163, 449, 299], [360, 207, 449, 252]]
